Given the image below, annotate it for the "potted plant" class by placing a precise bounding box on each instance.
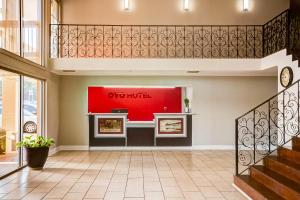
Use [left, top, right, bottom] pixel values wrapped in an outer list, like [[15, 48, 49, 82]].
[[17, 135, 54, 169], [184, 98, 190, 113]]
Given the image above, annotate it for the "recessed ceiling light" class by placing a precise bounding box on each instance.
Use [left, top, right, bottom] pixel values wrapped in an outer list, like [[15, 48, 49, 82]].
[[187, 70, 200, 73], [62, 70, 76, 72]]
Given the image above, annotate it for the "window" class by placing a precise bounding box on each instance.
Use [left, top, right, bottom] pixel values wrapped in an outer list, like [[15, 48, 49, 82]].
[[23, 76, 43, 137], [22, 0, 42, 64], [0, 0, 20, 55], [22, 76, 44, 165], [0, 69, 20, 177], [0, 0, 44, 65], [0, 69, 45, 178]]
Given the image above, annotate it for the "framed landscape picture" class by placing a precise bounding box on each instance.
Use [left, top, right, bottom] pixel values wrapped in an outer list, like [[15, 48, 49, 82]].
[[94, 114, 127, 138], [158, 118, 183, 134], [155, 115, 187, 138], [99, 118, 123, 134]]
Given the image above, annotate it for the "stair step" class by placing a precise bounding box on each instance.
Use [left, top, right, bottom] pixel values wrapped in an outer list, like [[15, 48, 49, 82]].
[[234, 175, 284, 200], [278, 147, 300, 165], [292, 137, 300, 151], [264, 156, 300, 184], [250, 165, 300, 200]]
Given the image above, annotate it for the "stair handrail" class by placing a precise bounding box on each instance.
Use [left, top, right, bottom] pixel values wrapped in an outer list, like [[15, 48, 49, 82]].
[[236, 79, 300, 175]]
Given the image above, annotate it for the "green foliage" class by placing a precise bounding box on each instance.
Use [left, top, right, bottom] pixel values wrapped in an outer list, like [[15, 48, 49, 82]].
[[184, 98, 190, 107], [17, 135, 54, 148]]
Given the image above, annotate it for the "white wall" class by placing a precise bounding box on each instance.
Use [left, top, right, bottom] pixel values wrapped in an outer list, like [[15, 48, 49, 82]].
[[261, 49, 300, 91], [61, 0, 289, 25], [59, 76, 277, 147], [46, 73, 60, 147]]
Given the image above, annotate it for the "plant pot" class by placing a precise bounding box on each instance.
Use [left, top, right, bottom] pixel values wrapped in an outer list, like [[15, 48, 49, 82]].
[[25, 147, 49, 170], [184, 107, 189, 113]]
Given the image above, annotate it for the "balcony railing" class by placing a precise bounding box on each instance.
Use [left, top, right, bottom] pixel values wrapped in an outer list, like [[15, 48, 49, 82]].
[[50, 24, 264, 59], [50, 9, 300, 59]]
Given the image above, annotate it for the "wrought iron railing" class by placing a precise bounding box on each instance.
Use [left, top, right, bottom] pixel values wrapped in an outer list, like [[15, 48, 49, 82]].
[[289, 11, 300, 55], [235, 80, 300, 175], [50, 9, 300, 59], [50, 24, 264, 58], [263, 10, 289, 57]]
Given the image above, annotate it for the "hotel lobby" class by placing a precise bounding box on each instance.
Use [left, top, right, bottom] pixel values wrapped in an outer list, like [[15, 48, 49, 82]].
[[0, 0, 300, 199]]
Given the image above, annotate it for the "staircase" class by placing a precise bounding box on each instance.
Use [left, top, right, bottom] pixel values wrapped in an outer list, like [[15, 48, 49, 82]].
[[234, 76, 300, 199], [234, 137, 300, 200], [234, 2, 300, 197]]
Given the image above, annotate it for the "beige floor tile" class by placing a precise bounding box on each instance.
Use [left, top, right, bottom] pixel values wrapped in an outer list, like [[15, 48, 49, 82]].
[[183, 191, 206, 200], [107, 181, 126, 192], [0, 183, 20, 194], [125, 178, 144, 198], [0, 151, 242, 200], [21, 192, 47, 200], [144, 181, 162, 192], [158, 171, 174, 178], [84, 199, 103, 200], [160, 178, 177, 187], [162, 186, 183, 198], [221, 191, 247, 200], [1, 187, 34, 199], [144, 191, 164, 200], [63, 192, 86, 200], [199, 186, 223, 198], [104, 191, 124, 200]]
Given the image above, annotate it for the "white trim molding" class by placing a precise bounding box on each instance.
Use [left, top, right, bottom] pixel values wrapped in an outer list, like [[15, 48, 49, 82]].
[[50, 145, 235, 153], [58, 145, 90, 151], [192, 145, 234, 150], [232, 184, 252, 200]]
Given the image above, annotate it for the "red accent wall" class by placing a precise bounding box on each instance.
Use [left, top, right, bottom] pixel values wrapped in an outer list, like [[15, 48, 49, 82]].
[[88, 87, 182, 121]]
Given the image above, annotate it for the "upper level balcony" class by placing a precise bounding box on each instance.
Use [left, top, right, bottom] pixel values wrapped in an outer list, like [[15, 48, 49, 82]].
[[48, 9, 300, 76]]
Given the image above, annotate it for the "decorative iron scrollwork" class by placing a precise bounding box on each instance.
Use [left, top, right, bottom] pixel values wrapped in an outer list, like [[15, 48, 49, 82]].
[[236, 81, 300, 175], [50, 24, 263, 59], [50, 9, 298, 62]]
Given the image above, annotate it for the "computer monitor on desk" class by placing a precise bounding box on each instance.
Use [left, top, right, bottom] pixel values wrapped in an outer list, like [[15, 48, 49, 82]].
[[112, 109, 128, 113]]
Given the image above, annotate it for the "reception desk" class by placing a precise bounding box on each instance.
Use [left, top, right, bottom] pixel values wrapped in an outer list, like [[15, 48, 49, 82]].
[[88, 113, 193, 147]]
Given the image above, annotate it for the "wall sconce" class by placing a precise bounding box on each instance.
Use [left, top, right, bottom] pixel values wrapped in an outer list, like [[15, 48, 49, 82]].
[[124, 0, 129, 10], [183, 0, 189, 11], [243, 0, 249, 11]]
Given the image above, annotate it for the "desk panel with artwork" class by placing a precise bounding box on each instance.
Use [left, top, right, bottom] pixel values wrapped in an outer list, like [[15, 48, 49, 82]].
[[94, 114, 127, 138], [154, 113, 192, 146], [89, 113, 127, 147]]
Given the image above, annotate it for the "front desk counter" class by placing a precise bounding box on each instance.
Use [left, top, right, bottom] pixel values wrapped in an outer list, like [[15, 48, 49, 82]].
[[88, 113, 193, 147]]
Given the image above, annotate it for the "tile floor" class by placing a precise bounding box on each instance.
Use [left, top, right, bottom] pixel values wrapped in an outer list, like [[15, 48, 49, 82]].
[[0, 150, 246, 200], [0, 153, 19, 177]]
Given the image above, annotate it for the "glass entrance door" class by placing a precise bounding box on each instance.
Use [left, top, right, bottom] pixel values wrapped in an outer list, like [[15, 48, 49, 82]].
[[0, 69, 21, 177], [22, 76, 44, 165], [0, 70, 44, 178]]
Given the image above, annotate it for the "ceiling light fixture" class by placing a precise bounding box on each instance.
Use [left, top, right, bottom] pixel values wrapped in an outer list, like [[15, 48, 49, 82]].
[[187, 70, 200, 74], [243, 0, 249, 11], [62, 70, 76, 72], [124, 0, 129, 10], [183, 0, 189, 11]]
